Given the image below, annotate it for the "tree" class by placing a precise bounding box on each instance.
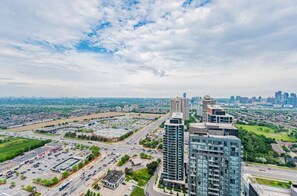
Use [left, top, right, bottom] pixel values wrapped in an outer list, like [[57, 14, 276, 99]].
[[10, 181, 16, 188], [61, 171, 70, 179], [146, 161, 159, 175], [72, 165, 78, 172], [286, 161, 296, 168], [52, 176, 59, 184]]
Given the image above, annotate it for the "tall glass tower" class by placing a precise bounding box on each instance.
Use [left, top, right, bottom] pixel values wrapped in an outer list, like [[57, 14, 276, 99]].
[[188, 123, 241, 196], [162, 113, 185, 188]]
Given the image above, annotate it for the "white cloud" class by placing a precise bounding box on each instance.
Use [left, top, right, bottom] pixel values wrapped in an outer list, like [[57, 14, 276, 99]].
[[0, 0, 296, 97]]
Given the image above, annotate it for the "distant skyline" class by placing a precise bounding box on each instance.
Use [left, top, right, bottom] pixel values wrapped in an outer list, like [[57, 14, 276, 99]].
[[0, 0, 297, 97]]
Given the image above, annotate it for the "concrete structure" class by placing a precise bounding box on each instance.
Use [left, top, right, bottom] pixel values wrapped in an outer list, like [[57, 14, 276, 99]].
[[170, 97, 190, 120], [52, 158, 80, 173], [130, 157, 142, 166], [12, 147, 49, 165], [206, 105, 233, 124], [188, 123, 241, 196], [202, 95, 216, 122], [189, 122, 239, 137], [102, 170, 125, 190], [162, 113, 185, 188], [74, 150, 92, 160], [292, 184, 297, 196]]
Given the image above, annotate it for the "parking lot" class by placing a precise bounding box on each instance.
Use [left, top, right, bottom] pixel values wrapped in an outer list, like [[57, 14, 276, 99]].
[[0, 143, 91, 195]]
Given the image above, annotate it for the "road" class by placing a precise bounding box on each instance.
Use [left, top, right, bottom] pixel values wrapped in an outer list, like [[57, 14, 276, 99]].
[[244, 164, 297, 182], [146, 166, 167, 196]]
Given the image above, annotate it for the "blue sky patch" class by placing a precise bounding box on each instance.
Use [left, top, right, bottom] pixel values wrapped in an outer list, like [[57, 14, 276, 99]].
[[76, 40, 110, 54], [133, 19, 153, 29]]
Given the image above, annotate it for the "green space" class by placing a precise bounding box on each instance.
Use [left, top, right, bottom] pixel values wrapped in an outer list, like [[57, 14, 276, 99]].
[[0, 178, 7, 184], [130, 187, 145, 196], [0, 136, 50, 162], [22, 185, 36, 193], [236, 124, 297, 142], [255, 177, 292, 189], [85, 189, 100, 196], [126, 160, 160, 187], [117, 154, 130, 166], [78, 128, 94, 133], [33, 176, 59, 187], [238, 128, 280, 165], [126, 168, 151, 187], [139, 137, 162, 149], [140, 152, 152, 159]]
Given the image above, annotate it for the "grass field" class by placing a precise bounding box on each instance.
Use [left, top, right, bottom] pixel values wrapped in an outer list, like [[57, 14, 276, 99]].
[[126, 168, 151, 187], [130, 187, 145, 196], [0, 136, 48, 162], [236, 124, 296, 142], [255, 177, 292, 189]]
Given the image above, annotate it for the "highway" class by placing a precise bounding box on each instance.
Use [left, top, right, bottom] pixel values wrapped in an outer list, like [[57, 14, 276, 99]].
[[244, 164, 297, 182]]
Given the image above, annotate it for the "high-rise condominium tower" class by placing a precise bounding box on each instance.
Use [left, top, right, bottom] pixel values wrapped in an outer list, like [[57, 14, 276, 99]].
[[188, 123, 241, 196], [202, 95, 216, 122], [162, 113, 185, 188], [170, 97, 190, 120]]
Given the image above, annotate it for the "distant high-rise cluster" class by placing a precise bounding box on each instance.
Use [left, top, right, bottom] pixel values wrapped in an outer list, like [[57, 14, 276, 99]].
[[274, 91, 297, 106], [229, 90, 297, 107]]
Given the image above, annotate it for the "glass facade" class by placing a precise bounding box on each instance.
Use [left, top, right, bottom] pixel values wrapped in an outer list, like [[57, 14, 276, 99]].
[[162, 115, 184, 184], [188, 135, 241, 196]]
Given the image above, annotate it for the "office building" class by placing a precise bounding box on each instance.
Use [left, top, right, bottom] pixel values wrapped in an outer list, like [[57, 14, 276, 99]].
[[206, 105, 233, 124], [275, 91, 282, 104], [162, 113, 185, 188], [102, 170, 125, 190], [202, 95, 216, 122], [170, 97, 190, 120], [188, 123, 241, 196], [289, 93, 297, 107]]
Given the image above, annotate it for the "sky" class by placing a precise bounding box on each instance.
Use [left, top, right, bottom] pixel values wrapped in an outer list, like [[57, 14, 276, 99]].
[[0, 0, 297, 98]]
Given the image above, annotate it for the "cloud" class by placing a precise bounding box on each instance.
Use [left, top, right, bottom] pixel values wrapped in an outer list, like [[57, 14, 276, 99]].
[[0, 0, 296, 97]]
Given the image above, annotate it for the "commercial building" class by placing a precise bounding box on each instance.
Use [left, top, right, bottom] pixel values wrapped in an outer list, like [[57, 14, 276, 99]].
[[206, 105, 233, 124], [188, 123, 241, 196], [162, 113, 185, 188], [202, 95, 216, 122], [170, 97, 190, 120], [12, 147, 49, 165], [102, 170, 125, 190], [275, 91, 282, 104], [74, 150, 92, 160], [52, 158, 81, 173]]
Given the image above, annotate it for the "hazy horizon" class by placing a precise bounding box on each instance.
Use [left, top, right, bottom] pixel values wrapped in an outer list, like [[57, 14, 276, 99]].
[[1, 0, 296, 97]]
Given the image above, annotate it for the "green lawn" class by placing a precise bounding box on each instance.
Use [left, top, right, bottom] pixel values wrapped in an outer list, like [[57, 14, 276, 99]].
[[126, 168, 151, 187], [236, 124, 296, 142], [0, 136, 49, 162], [255, 177, 292, 189], [130, 187, 145, 196]]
